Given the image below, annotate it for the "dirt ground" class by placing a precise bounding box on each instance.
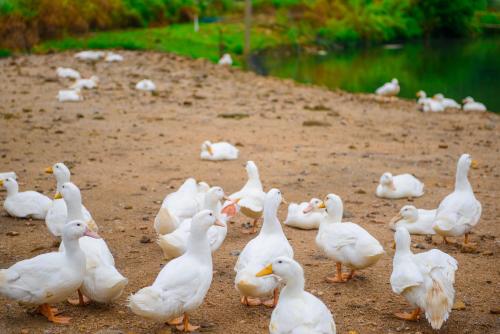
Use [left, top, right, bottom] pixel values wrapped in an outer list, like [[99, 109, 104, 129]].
[[0, 51, 498, 334]]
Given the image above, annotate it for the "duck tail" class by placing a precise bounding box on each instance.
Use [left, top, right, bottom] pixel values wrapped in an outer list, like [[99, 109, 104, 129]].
[[129, 286, 171, 322], [157, 233, 185, 260], [154, 207, 178, 235], [84, 266, 128, 303], [424, 269, 454, 330]]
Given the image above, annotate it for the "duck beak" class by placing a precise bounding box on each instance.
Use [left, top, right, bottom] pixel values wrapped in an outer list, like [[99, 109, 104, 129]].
[[223, 195, 231, 201], [318, 201, 326, 209], [281, 197, 288, 205], [84, 228, 101, 239], [303, 203, 314, 214], [207, 146, 213, 155], [45, 166, 53, 174], [392, 241, 396, 250], [256, 264, 273, 277], [471, 160, 479, 169], [389, 214, 403, 227], [54, 192, 62, 199], [0, 180, 3, 187], [214, 219, 225, 227], [390, 181, 397, 191]]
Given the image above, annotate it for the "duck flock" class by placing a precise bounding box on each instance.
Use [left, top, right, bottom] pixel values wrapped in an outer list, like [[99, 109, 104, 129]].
[[0, 51, 487, 333]]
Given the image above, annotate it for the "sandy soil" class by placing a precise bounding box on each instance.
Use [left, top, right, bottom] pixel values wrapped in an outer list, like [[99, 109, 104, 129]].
[[0, 51, 499, 334]]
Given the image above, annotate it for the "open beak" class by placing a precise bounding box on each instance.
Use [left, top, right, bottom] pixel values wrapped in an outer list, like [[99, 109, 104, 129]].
[[471, 160, 479, 169], [318, 201, 326, 209], [256, 264, 273, 277], [84, 228, 100, 239], [54, 192, 62, 199], [207, 146, 213, 155], [45, 166, 53, 174], [214, 219, 225, 227], [303, 203, 314, 214]]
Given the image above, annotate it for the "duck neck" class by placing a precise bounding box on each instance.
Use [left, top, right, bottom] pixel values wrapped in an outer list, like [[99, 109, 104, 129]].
[[204, 195, 219, 212], [281, 275, 305, 298], [61, 235, 84, 259], [185, 229, 212, 263], [5, 183, 19, 197], [66, 198, 84, 221], [455, 164, 472, 192], [261, 202, 284, 235], [394, 240, 413, 260], [246, 171, 262, 190], [326, 207, 342, 224]]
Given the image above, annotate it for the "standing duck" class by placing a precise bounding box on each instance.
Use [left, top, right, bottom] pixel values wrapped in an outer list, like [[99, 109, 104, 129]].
[[58, 182, 127, 304], [223, 161, 266, 234], [154, 178, 200, 235], [256, 257, 336, 334], [433, 154, 481, 246], [391, 227, 457, 330], [316, 194, 384, 283], [158, 186, 228, 259], [235, 189, 293, 307], [0, 177, 51, 220], [129, 210, 222, 332], [375, 78, 400, 96], [376, 172, 424, 199], [0, 220, 99, 323], [45, 162, 92, 237]]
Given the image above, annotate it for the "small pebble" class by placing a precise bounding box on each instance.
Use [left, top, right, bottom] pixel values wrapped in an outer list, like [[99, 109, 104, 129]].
[[140, 236, 152, 243]]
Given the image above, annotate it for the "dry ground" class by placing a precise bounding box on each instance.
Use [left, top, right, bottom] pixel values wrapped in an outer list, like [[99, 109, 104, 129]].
[[0, 51, 499, 334]]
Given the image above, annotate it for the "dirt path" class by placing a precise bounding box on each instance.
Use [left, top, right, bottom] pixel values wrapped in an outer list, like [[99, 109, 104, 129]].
[[0, 51, 498, 334]]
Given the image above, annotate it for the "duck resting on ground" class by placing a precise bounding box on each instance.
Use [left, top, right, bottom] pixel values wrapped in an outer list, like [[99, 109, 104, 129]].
[[200, 140, 239, 161], [284, 198, 326, 230], [375, 78, 400, 96], [390, 205, 436, 236], [0, 177, 51, 220], [376, 172, 424, 199]]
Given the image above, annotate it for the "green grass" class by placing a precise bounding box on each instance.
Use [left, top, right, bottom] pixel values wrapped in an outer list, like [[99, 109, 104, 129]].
[[34, 22, 286, 66]]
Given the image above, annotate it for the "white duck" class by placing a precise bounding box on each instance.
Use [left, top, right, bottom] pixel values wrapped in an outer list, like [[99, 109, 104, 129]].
[[391, 227, 457, 330], [235, 189, 293, 307], [462, 96, 486, 111], [154, 178, 200, 235], [200, 140, 239, 161], [105, 52, 124, 62], [75, 50, 105, 61], [158, 186, 228, 260], [0, 177, 51, 220], [416, 90, 430, 106], [256, 257, 336, 334], [390, 205, 436, 235], [284, 198, 326, 230], [223, 161, 266, 234], [70, 76, 99, 90], [433, 154, 481, 246], [45, 162, 92, 237], [135, 79, 156, 92], [195, 181, 210, 208], [375, 78, 400, 96], [218, 53, 233, 66], [0, 172, 16, 180], [58, 182, 127, 304], [376, 172, 424, 199], [0, 220, 99, 323], [57, 89, 82, 102], [56, 67, 81, 80], [433, 94, 460, 109], [129, 210, 221, 332], [422, 98, 444, 113], [316, 194, 384, 283]]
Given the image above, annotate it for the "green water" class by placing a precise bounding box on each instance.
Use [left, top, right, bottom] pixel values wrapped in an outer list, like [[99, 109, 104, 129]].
[[250, 37, 500, 112]]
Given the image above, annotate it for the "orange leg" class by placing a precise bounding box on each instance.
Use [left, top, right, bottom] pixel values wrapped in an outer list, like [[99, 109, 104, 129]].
[[242, 219, 259, 234], [176, 313, 200, 332], [38, 303, 71, 324], [166, 316, 184, 326], [263, 288, 279, 308], [240, 296, 262, 306], [342, 269, 356, 281], [394, 308, 421, 321], [67, 289, 91, 306], [326, 263, 345, 283]]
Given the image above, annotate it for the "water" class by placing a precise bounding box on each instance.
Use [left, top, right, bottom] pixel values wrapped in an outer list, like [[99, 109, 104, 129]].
[[249, 37, 500, 112]]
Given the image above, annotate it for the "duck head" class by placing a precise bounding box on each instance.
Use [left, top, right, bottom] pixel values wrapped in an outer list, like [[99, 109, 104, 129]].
[[191, 209, 224, 235], [256, 256, 303, 283], [321, 193, 343, 222], [63, 220, 100, 241], [0, 177, 18, 194], [201, 141, 213, 155], [462, 96, 474, 104], [380, 172, 396, 191], [303, 198, 323, 214], [390, 205, 418, 228]]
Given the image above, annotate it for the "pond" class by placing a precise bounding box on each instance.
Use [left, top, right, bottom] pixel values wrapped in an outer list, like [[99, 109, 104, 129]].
[[249, 37, 500, 113]]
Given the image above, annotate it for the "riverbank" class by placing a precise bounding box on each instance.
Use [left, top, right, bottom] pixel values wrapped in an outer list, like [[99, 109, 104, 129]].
[[0, 51, 498, 333]]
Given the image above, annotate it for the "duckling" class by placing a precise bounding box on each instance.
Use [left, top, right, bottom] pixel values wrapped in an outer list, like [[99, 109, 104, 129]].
[[391, 227, 457, 330], [0, 177, 51, 220], [316, 194, 384, 283]]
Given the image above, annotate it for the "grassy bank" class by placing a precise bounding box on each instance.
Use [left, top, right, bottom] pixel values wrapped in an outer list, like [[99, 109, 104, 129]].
[[34, 22, 286, 65]]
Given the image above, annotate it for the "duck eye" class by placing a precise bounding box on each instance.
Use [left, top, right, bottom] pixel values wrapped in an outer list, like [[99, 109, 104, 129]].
[[209, 213, 213, 216], [278, 260, 282, 264], [77, 223, 81, 226]]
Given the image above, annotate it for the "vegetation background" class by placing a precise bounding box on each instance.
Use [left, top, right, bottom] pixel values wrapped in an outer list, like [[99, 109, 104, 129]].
[[0, 0, 498, 59]]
